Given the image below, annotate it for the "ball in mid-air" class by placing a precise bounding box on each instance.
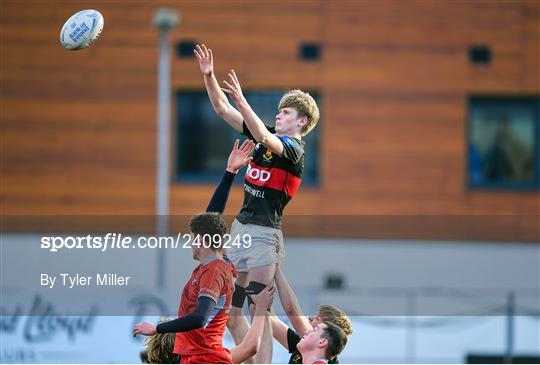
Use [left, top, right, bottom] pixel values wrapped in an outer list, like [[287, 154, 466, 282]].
[[60, 9, 104, 50]]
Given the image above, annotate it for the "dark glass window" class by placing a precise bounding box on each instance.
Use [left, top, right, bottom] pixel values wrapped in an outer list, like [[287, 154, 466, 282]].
[[467, 96, 540, 189], [175, 91, 320, 184]]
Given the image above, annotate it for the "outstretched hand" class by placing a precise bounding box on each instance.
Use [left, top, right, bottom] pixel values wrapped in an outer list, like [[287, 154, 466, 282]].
[[133, 321, 157, 337], [194, 44, 214, 76], [221, 70, 245, 105], [227, 139, 255, 174]]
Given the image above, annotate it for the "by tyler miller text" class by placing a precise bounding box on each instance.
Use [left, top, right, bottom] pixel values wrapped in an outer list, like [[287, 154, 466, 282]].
[[41, 273, 131, 289]]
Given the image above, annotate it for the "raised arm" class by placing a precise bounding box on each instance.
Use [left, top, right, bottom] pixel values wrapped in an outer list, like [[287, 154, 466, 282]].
[[270, 309, 292, 350], [231, 285, 275, 363], [194, 44, 243, 132], [275, 263, 312, 337], [206, 139, 254, 213], [222, 70, 285, 156]]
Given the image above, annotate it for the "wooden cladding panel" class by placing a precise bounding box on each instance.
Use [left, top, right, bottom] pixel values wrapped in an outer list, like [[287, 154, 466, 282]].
[[1, 0, 538, 240]]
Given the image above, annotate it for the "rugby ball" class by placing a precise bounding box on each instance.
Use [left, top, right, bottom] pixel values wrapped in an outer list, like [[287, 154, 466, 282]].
[[59, 10, 104, 50]]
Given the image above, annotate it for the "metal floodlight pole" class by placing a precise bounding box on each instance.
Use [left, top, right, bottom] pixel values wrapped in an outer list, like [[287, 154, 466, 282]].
[[153, 8, 179, 289]]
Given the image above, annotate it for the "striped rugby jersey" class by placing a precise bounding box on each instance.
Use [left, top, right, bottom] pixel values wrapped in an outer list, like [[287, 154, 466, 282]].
[[237, 122, 304, 228]]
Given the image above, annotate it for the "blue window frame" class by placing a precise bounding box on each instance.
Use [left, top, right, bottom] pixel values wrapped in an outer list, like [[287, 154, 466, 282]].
[[175, 90, 320, 185], [467, 96, 540, 190]]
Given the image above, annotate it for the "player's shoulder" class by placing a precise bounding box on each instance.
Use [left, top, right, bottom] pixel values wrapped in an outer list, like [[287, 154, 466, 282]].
[[279, 136, 305, 159], [276, 135, 305, 166], [278, 135, 305, 148], [203, 258, 236, 276]]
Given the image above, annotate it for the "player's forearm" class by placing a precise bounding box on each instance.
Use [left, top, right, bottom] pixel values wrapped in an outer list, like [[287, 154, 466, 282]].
[[235, 98, 270, 143], [275, 266, 304, 317], [156, 296, 215, 333], [155, 313, 205, 333], [203, 73, 230, 114], [245, 307, 267, 348], [233, 306, 266, 362], [270, 315, 291, 350], [206, 170, 236, 213]]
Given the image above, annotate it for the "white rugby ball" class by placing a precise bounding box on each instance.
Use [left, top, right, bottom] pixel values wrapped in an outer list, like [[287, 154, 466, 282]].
[[60, 9, 104, 50]]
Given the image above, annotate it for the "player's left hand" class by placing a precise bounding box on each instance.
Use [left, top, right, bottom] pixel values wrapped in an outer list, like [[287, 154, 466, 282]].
[[222, 69, 245, 105], [133, 321, 157, 337]]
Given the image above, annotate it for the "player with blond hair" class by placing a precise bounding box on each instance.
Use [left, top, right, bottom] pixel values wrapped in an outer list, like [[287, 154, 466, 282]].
[[195, 43, 320, 363], [144, 317, 180, 364]]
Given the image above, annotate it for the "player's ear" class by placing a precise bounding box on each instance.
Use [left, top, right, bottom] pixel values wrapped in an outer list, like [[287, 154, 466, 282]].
[[319, 337, 328, 349], [297, 116, 308, 129]]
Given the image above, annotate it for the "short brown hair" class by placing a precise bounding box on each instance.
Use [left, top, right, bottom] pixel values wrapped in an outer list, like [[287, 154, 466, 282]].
[[145, 318, 180, 364], [318, 305, 353, 337], [278, 89, 319, 136], [188, 212, 228, 251], [321, 322, 348, 361]]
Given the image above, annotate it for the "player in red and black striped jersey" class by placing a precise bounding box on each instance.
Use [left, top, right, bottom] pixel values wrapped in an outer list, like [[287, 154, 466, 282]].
[[195, 43, 320, 363], [238, 122, 304, 229]]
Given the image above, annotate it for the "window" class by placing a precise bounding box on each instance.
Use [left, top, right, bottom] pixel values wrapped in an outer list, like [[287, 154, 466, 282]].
[[467, 96, 540, 189], [175, 91, 320, 184]]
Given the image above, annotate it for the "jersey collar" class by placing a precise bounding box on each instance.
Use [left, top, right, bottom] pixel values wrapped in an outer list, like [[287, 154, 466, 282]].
[[201, 255, 221, 266], [312, 358, 328, 364]]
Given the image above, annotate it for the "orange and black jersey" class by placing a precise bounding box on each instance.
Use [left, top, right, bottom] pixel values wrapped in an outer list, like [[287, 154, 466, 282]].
[[237, 122, 304, 228]]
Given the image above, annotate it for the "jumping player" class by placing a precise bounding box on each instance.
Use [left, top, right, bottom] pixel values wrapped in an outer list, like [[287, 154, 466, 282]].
[[195, 43, 320, 363]]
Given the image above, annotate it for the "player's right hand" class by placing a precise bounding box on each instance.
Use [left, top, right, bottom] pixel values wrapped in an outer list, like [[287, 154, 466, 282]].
[[194, 44, 214, 76], [133, 321, 157, 337]]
